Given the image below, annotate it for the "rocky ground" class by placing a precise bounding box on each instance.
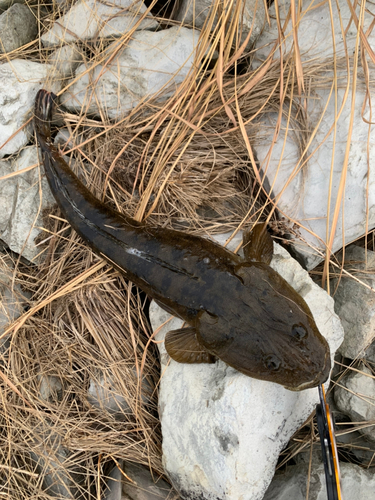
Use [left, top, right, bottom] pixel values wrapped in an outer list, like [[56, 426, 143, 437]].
[[0, 0, 375, 499]]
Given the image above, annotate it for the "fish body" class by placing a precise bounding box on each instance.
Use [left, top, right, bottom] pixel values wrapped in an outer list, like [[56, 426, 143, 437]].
[[34, 89, 331, 391]]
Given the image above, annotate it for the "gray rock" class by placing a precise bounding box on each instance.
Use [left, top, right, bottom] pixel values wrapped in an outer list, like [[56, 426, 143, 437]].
[[63, 27, 204, 119], [0, 0, 24, 13], [263, 462, 375, 499], [38, 374, 64, 403], [0, 59, 62, 158], [30, 424, 85, 499], [253, 0, 375, 269], [88, 372, 131, 418], [41, 0, 158, 48], [54, 129, 90, 159], [336, 429, 375, 467], [0, 146, 55, 262], [52, 0, 71, 13], [54, 128, 75, 150], [330, 245, 375, 359], [365, 342, 375, 364], [335, 365, 375, 442], [122, 463, 179, 500], [104, 462, 123, 500], [150, 238, 343, 500], [47, 44, 85, 79], [87, 369, 152, 419], [176, 0, 266, 49], [0, 4, 37, 54], [103, 461, 179, 500], [0, 257, 29, 352]]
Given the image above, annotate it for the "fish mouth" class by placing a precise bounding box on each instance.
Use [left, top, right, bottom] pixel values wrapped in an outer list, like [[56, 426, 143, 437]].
[[285, 349, 332, 392]]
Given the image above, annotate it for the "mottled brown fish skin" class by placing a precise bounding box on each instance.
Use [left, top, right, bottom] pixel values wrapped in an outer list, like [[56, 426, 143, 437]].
[[34, 89, 331, 391]]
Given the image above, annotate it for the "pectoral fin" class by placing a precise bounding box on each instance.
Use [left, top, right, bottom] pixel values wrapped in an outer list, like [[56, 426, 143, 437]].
[[243, 223, 273, 264], [165, 327, 215, 364]]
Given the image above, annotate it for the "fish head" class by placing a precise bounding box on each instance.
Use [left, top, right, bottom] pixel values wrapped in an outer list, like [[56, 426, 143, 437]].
[[196, 264, 331, 391]]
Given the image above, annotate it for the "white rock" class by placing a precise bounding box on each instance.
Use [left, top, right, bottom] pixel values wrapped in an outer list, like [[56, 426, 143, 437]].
[[253, 0, 375, 269], [63, 27, 203, 119], [330, 245, 375, 359], [121, 463, 179, 500], [176, 0, 266, 48], [335, 365, 375, 442], [41, 0, 158, 48], [208, 230, 243, 252], [47, 44, 84, 79], [254, 0, 369, 63], [0, 146, 55, 262], [263, 462, 375, 500], [150, 238, 343, 500], [0, 59, 62, 158], [0, 4, 37, 54]]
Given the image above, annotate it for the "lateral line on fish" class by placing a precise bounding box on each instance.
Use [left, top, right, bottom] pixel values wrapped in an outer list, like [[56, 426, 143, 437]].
[[262, 278, 314, 321], [47, 153, 203, 282]]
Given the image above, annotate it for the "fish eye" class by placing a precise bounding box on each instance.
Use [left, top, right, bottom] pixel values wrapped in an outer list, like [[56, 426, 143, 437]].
[[264, 354, 281, 371], [292, 324, 307, 340]]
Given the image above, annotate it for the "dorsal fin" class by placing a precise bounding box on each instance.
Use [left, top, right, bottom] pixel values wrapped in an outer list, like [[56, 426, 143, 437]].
[[165, 327, 215, 364], [243, 223, 273, 265]]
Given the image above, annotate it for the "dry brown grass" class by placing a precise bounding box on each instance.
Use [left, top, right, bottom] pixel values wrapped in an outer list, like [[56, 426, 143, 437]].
[[0, 233, 163, 498], [1, 0, 375, 498]]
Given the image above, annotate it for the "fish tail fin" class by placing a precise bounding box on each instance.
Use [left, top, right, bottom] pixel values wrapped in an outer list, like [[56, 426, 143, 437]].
[[34, 89, 57, 140]]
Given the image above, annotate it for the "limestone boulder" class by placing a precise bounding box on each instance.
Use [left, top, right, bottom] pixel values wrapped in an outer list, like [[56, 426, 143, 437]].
[[41, 0, 158, 48], [63, 27, 204, 120], [253, 0, 375, 269], [263, 462, 375, 500], [330, 245, 375, 359], [0, 59, 61, 158], [150, 236, 343, 500], [0, 146, 55, 261], [0, 4, 37, 54]]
